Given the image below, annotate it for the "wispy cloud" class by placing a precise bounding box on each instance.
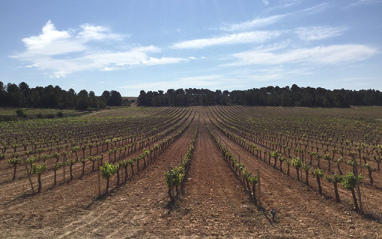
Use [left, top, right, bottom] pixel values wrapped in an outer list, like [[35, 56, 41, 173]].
[[335, 77, 379, 89], [299, 2, 331, 14], [280, 0, 301, 8], [121, 75, 225, 91], [220, 15, 285, 32], [121, 74, 242, 92], [77, 24, 124, 42], [230, 44, 377, 66], [172, 31, 281, 49], [11, 21, 185, 78], [178, 75, 222, 82], [261, 0, 270, 6], [227, 65, 313, 85], [348, 0, 382, 7], [141, 57, 186, 66], [15, 47, 186, 78], [295, 26, 346, 41], [264, 0, 301, 11], [250, 41, 291, 53]]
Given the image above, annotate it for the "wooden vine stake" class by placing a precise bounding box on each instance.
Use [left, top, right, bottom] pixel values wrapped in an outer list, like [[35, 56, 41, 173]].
[[257, 168, 261, 210]]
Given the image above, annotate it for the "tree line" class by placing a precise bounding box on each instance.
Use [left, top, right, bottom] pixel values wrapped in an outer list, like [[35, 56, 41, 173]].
[[0, 81, 122, 110], [138, 85, 382, 107]]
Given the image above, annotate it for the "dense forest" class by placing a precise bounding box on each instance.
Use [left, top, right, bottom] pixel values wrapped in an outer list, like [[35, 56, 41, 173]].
[[138, 85, 382, 107], [2, 81, 381, 109], [0, 81, 122, 110]]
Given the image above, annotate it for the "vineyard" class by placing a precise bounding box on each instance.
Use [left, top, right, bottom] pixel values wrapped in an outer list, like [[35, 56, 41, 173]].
[[0, 106, 381, 238]]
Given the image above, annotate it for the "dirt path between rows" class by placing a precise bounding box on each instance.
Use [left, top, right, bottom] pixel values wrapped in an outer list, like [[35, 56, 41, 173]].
[[150, 107, 268, 237]]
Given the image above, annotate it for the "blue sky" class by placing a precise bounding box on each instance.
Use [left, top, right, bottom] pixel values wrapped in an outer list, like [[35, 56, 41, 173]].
[[1, 0, 381, 96]]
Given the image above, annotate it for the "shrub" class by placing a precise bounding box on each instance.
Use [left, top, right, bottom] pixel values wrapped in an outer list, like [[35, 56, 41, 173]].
[[46, 113, 55, 118], [57, 111, 64, 117], [16, 109, 24, 117]]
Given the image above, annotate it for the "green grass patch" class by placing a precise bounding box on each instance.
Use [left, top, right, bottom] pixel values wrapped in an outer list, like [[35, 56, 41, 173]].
[[0, 108, 82, 121]]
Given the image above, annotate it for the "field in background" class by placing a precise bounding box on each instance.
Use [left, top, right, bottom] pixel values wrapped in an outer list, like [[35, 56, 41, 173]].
[[0, 108, 82, 121], [122, 96, 138, 106]]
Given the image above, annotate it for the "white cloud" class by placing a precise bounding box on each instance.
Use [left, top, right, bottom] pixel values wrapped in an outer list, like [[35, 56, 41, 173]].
[[22, 21, 70, 49], [20, 21, 85, 56], [21, 21, 124, 57], [231, 44, 377, 65], [220, 15, 285, 32], [12, 21, 185, 77], [78, 24, 124, 42], [295, 26, 346, 41], [18, 21, 127, 58], [172, 31, 281, 49]]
